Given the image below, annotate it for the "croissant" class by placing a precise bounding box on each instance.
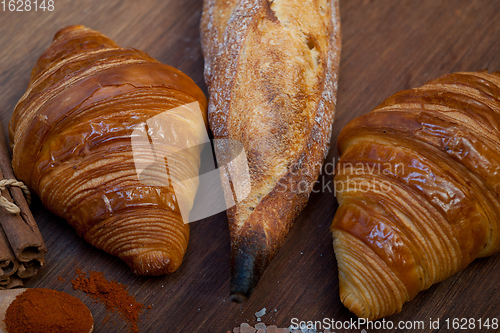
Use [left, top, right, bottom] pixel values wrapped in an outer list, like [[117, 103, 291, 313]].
[[332, 71, 500, 319], [9, 25, 208, 275], [201, 0, 341, 301]]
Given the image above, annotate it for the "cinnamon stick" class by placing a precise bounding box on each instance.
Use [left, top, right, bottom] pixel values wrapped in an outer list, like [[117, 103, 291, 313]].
[[17, 258, 45, 279], [0, 223, 19, 278], [0, 123, 46, 262], [0, 276, 9, 285], [0, 120, 47, 287], [5, 276, 23, 289], [0, 258, 19, 278]]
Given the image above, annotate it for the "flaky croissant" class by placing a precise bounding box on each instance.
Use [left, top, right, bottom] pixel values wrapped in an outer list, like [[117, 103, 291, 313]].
[[201, 0, 341, 301], [9, 25, 208, 275], [332, 71, 500, 319]]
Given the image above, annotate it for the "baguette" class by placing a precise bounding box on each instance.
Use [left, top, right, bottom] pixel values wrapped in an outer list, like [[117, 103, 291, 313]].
[[201, 0, 341, 301]]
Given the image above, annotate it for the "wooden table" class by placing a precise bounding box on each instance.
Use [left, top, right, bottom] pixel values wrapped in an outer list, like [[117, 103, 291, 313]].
[[1, 0, 499, 332]]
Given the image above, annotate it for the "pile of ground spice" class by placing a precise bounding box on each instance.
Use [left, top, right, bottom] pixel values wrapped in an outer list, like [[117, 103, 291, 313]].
[[71, 269, 143, 333], [4, 288, 93, 333]]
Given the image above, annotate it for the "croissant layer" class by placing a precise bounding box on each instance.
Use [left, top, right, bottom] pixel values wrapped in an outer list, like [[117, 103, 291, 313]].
[[10, 25, 208, 275], [332, 71, 500, 319]]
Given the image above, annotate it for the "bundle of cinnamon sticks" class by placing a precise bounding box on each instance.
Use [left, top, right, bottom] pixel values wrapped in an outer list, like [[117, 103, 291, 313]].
[[0, 122, 46, 289]]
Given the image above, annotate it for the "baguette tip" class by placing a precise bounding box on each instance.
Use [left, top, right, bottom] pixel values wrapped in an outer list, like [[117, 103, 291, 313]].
[[230, 243, 261, 302], [230, 292, 247, 303]]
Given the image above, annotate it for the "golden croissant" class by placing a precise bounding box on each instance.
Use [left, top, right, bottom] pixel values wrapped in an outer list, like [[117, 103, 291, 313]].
[[332, 71, 500, 319], [201, 0, 341, 301], [9, 25, 208, 275]]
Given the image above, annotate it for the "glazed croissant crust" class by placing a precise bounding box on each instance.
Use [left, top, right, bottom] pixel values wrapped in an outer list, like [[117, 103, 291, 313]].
[[332, 71, 500, 319], [9, 25, 208, 275]]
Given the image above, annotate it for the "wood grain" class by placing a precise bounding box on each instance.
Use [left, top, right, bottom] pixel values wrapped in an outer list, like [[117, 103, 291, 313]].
[[0, 0, 499, 332]]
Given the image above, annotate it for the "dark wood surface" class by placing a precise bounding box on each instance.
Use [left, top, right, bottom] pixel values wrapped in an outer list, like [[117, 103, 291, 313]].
[[1, 0, 500, 332]]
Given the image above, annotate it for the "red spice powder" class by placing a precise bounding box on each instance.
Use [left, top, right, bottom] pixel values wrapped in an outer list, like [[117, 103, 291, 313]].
[[4, 288, 93, 333], [71, 269, 143, 333]]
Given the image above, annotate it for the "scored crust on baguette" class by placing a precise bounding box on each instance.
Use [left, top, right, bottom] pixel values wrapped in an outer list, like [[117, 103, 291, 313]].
[[201, 0, 341, 301]]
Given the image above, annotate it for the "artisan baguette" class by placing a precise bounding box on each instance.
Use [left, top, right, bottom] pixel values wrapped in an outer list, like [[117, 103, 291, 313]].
[[201, 0, 341, 301]]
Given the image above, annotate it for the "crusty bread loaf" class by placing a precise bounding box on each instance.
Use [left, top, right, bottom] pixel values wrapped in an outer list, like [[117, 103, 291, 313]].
[[201, 0, 341, 301]]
